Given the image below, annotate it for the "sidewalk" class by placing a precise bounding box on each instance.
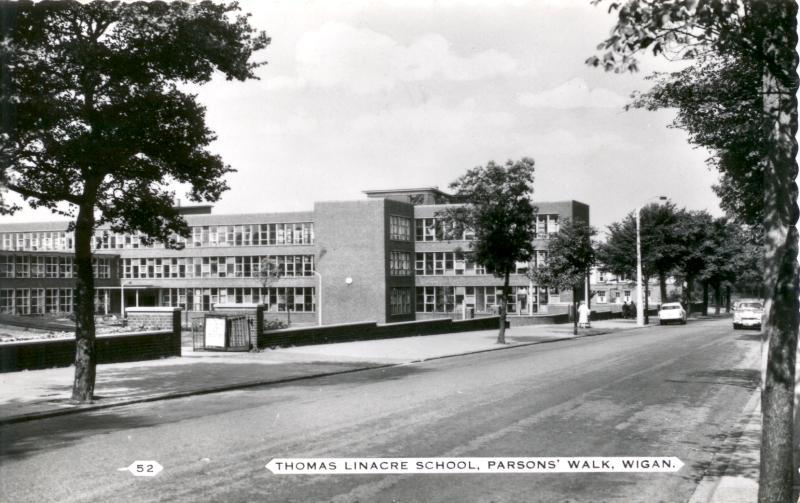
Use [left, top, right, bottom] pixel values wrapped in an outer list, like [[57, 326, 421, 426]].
[[0, 319, 637, 424]]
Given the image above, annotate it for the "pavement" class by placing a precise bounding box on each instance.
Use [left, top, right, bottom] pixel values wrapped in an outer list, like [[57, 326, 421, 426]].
[[0, 315, 760, 502]]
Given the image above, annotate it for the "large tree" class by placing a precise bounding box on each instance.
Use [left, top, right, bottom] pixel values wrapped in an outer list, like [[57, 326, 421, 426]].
[[596, 202, 682, 323], [589, 1, 798, 500], [440, 158, 537, 344], [0, 1, 269, 402], [528, 219, 596, 335]]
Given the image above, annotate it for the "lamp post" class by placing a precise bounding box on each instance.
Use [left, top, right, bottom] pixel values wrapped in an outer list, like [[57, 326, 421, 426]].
[[636, 196, 668, 326]]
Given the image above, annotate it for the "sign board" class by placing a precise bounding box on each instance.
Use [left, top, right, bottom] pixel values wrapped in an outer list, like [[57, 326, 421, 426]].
[[204, 316, 227, 349]]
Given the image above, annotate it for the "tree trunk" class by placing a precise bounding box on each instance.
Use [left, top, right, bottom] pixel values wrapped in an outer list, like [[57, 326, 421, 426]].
[[572, 287, 578, 336], [658, 270, 667, 304], [702, 281, 709, 316], [714, 282, 721, 316], [497, 270, 509, 344], [757, 2, 799, 501], [71, 204, 97, 403], [725, 285, 731, 313], [643, 276, 650, 325]]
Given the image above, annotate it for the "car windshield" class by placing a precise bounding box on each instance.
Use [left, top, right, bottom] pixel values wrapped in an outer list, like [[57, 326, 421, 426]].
[[661, 305, 681, 310], [739, 302, 763, 310]]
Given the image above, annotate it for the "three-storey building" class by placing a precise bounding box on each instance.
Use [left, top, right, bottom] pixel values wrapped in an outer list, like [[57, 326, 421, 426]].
[[0, 187, 589, 325]]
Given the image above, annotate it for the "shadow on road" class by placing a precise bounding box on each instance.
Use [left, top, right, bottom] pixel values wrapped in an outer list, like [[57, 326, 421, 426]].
[[0, 362, 433, 462], [689, 427, 760, 480], [665, 368, 760, 390], [735, 332, 763, 341]]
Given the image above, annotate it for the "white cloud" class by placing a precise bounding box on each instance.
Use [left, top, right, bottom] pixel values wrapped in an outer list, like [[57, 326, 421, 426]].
[[278, 22, 518, 93], [518, 78, 628, 109], [350, 98, 515, 135]]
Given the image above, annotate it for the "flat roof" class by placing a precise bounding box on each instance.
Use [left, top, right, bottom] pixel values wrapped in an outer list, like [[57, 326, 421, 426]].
[[362, 187, 450, 196]]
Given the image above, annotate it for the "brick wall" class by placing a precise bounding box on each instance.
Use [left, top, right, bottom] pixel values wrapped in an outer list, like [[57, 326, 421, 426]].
[[126, 307, 182, 331], [0, 329, 181, 372], [259, 316, 505, 348]]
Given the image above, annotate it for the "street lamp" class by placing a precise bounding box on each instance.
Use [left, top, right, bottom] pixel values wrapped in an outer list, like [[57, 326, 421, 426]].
[[636, 196, 668, 326]]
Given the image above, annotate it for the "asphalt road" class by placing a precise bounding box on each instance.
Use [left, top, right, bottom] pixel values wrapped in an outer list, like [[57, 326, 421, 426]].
[[0, 318, 761, 503]]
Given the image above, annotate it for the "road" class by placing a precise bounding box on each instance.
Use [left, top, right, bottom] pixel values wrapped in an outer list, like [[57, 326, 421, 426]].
[[0, 318, 761, 503]]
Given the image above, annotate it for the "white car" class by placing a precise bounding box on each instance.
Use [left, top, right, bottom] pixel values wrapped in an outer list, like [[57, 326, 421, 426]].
[[658, 302, 687, 325], [733, 301, 764, 330]]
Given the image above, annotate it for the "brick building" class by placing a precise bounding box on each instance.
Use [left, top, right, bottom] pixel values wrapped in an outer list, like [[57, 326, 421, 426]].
[[0, 187, 589, 324]]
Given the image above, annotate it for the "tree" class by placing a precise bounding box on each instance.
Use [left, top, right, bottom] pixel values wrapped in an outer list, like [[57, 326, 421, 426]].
[[589, 2, 798, 500], [596, 202, 682, 323], [674, 209, 713, 314], [699, 217, 749, 314], [528, 219, 596, 335], [440, 158, 537, 344], [0, 1, 269, 403]]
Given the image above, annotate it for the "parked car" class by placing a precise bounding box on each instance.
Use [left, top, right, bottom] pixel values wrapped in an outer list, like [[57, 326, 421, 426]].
[[658, 302, 687, 325], [733, 300, 764, 330]]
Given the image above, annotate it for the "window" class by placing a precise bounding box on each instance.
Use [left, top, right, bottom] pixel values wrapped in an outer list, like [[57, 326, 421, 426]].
[[389, 215, 412, 241], [415, 286, 455, 313], [390, 288, 412, 315], [596, 290, 607, 303], [415, 252, 486, 276], [389, 251, 412, 276], [15, 256, 30, 278], [0, 255, 13, 277], [0, 289, 13, 313], [534, 214, 558, 239]]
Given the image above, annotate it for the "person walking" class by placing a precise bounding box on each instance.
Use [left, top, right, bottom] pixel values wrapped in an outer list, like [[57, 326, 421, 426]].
[[578, 301, 591, 328]]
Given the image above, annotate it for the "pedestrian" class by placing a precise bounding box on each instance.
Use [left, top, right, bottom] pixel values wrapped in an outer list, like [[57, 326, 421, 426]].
[[622, 301, 630, 319], [578, 301, 591, 328]]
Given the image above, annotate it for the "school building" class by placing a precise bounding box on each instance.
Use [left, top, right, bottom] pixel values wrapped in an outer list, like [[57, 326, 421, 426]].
[[0, 187, 589, 325]]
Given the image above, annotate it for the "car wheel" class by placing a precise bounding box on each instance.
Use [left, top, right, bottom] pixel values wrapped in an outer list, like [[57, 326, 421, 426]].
[[659, 320, 664, 325], [681, 318, 686, 325], [733, 323, 740, 330]]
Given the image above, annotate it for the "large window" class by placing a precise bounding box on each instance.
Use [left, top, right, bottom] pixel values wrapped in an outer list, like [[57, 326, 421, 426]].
[[390, 288, 412, 315], [158, 287, 316, 313], [0, 289, 13, 314], [533, 214, 559, 239], [389, 251, 412, 276], [0, 256, 13, 277], [414, 218, 473, 242], [122, 255, 313, 279], [389, 216, 412, 241], [415, 286, 541, 314], [415, 252, 487, 276]]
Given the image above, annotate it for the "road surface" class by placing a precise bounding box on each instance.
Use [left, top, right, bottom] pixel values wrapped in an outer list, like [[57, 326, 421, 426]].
[[0, 318, 761, 502]]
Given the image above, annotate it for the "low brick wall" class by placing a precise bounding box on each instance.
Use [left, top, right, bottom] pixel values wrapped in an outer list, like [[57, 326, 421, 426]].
[[0, 329, 181, 373], [260, 316, 506, 348], [126, 307, 182, 331]]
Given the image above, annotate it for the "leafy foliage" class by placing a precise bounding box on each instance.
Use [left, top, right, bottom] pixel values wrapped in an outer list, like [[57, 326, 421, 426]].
[[528, 219, 596, 293], [440, 158, 537, 343], [589, 3, 798, 498], [0, 0, 270, 241], [0, 0, 269, 402], [442, 158, 538, 277], [596, 202, 682, 283]]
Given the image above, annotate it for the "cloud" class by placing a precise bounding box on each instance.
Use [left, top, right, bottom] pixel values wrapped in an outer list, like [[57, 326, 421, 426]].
[[350, 98, 515, 135], [518, 78, 628, 109], [276, 22, 518, 93]]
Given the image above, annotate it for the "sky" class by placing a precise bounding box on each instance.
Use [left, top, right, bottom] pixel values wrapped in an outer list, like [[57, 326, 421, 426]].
[[1, 0, 724, 234]]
